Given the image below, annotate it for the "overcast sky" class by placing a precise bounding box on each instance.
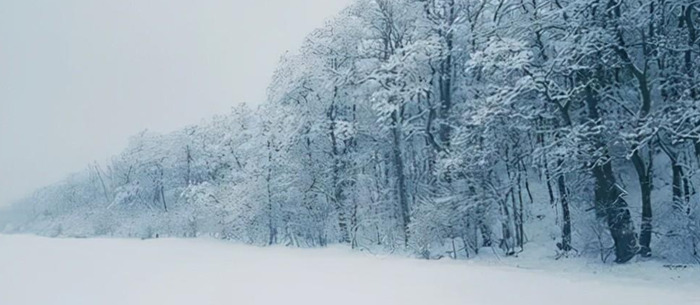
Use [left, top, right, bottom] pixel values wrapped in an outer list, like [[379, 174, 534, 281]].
[[0, 0, 351, 207]]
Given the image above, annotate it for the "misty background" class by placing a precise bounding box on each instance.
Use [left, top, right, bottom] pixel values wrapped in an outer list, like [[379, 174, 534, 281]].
[[0, 0, 350, 207]]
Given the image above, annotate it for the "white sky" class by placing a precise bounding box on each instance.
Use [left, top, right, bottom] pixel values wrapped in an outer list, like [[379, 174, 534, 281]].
[[0, 0, 351, 207]]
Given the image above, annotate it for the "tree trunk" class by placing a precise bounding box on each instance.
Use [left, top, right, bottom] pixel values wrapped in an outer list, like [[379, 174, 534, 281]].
[[329, 87, 349, 243], [614, 8, 654, 258], [390, 104, 410, 247], [586, 85, 639, 263], [557, 169, 572, 252], [437, 0, 455, 150], [672, 161, 684, 211], [682, 5, 700, 159], [631, 150, 653, 257], [267, 139, 277, 245], [499, 196, 514, 255]]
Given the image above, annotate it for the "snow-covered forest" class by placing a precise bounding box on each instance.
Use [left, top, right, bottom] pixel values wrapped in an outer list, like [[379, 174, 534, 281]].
[[4, 0, 700, 265]]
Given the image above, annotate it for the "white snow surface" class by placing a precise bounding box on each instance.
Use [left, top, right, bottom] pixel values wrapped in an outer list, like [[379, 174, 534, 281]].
[[1, 234, 699, 305]]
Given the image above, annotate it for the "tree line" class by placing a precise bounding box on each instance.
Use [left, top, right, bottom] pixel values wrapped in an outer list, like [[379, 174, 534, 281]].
[[6, 0, 700, 263]]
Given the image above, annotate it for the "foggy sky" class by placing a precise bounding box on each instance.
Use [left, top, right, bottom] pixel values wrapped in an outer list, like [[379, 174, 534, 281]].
[[0, 0, 351, 207]]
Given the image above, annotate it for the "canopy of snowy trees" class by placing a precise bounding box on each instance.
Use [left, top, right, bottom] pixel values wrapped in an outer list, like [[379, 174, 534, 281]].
[[6, 0, 700, 264]]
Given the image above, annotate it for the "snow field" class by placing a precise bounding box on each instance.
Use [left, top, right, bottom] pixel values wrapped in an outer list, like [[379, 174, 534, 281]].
[[0, 234, 698, 305]]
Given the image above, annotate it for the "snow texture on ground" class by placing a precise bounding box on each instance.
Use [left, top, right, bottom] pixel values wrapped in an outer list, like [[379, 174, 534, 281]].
[[1, 234, 698, 305]]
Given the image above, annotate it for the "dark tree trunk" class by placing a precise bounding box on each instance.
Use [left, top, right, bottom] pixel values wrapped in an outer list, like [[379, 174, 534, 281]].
[[591, 161, 639, 263], [632, 150, 653, 257], [672, 161, 684, 211], [266, 139, 277, 245], [480, 223, 492, 247], [658, 141, 688, 213], [516, 171, 525, 249], [549, 95, 575, 254], [437, 0, 455, 150], [613, 7, 655, 258], [585, 85, 639, 263], [683, 5, 697, 100], [391, 105, 410, 246], [544, 159, 555, 207], [185, 145, 192, 185], [499, 193, 514, 255], [557, 170, 572, 252], [329, 87, 349, 243]]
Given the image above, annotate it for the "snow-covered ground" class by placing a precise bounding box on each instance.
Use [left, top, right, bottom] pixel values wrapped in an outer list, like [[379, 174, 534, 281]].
[[1, 234, 698, 305]]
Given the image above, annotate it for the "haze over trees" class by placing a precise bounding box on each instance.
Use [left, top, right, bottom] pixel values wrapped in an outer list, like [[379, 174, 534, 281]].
[[5, 0, 700, 264]]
